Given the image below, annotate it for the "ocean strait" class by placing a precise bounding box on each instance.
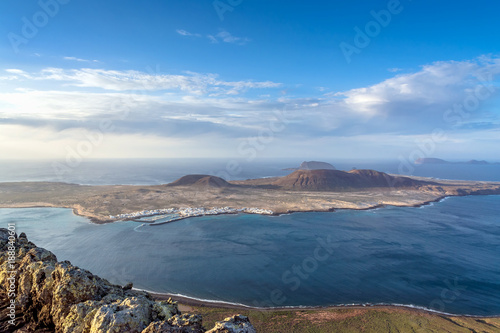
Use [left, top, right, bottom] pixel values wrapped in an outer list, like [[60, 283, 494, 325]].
[[1, 158, 499, 316]]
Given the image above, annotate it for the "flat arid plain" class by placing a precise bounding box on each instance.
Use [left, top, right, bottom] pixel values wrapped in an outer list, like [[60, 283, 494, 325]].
[[1, 169, 499, 223]]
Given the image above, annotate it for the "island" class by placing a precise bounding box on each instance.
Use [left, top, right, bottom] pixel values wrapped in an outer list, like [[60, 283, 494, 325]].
[[1, 169, 499, 223], [283, 160, 337, 171], [414, 158, 500, 165]]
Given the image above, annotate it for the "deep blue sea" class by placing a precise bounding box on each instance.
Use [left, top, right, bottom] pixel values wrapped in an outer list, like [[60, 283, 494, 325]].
[[0, 159, 499, 316], [1, 197, 499, 316]]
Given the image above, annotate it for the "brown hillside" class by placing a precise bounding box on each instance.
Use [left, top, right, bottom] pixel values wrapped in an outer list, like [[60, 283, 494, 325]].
[[167, 175, 231, 188], [273, 169, 426, 190]]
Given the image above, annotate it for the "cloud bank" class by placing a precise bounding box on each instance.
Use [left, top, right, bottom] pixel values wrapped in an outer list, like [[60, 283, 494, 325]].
[[0, 56, 499, 159]]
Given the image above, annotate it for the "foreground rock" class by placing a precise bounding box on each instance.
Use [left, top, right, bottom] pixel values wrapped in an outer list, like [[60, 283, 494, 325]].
[[206, 315, 256, 333], [0, 229, 255, 333]]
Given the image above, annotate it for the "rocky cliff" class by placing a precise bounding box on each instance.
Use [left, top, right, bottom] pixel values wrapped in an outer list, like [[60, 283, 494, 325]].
[[0, 229, 256, 333]]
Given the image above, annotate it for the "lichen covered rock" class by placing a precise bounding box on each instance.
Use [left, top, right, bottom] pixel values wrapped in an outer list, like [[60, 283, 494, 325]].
[[206, 315, 256, 333], [0, 229, 256, 333], [142, 313, 204, 333]]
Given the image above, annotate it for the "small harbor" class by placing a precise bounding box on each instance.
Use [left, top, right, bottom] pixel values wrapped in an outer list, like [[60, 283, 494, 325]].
[[112, 207, 274, 226]]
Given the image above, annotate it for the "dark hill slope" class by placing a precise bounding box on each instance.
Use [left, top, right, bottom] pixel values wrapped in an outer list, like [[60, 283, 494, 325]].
[[273, 169, 426, 191], [167, 175, 231, 188]]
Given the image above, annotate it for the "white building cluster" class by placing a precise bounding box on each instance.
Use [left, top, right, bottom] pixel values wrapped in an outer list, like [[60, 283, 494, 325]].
[[178, 206, 237, 217], [109, 206, 273, 220], [110, 208, 177, 220], [242, 207, 274, 215]]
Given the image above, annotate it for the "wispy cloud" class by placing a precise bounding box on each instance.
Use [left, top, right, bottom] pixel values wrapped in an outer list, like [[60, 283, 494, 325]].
[[0, 68, 281, 95], [0, 67, 285, 139], [209, 30, 250, 45], [5, 69, 29, 75], [177, 28, 250, 45], [63, 56, 100, 63], [0, 68, 264, 98], [207, 35, 218, 43], [1, 56, 499, 159], [175, 29, 202, 37]]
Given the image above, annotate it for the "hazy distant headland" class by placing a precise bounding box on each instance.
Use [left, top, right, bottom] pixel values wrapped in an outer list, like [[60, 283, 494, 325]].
[[415, 158, 500, 165], [283, 160, 337, 171]]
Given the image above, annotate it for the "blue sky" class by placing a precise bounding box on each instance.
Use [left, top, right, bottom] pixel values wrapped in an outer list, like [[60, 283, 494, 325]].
[[0, 0, 499, 161]]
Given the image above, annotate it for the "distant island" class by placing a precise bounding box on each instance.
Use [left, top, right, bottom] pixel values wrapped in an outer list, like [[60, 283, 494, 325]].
[[1, 168, 500, 223], [283, 160, 336, 171], [415, 158, 499, 165]]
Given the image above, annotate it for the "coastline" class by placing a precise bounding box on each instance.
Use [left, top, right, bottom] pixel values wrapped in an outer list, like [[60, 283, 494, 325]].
[[0, 192, 497, 224], [6, 198, 499, 320], [142, 289, 500, 319], [0, 202, 113, 224], [97, 191, 500, 224], [2, 187, 500, 329]]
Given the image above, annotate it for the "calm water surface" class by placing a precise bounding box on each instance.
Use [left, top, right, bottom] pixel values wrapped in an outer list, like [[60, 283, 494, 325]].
[[1, 158, 499, 184], [1, 195, 499, 316]]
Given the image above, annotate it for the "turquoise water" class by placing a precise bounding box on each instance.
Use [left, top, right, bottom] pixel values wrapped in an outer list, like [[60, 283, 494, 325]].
[[1, 195, 499, 316]]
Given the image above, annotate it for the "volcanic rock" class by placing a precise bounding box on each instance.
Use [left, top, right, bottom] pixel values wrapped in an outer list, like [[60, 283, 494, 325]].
[[0, 230, 255, 333]]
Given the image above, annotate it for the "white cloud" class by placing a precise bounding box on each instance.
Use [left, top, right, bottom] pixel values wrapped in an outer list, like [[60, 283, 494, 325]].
[[0, 68, 281, 95], [212, 30, 250, 45], [336, 56, 500, 117], [177, 28, 249, 45], [6, 69, 27, 75], [63, 56, 100, 63], [0, 88, 291, 137], [176, 29, 202, 37], [1, 69, 32, 80], [1, 56, 499, 159]]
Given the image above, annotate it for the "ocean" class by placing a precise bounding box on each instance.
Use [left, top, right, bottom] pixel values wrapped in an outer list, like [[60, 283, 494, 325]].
[[0, 158, 499, 316], [0, 158, 499, 185]]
